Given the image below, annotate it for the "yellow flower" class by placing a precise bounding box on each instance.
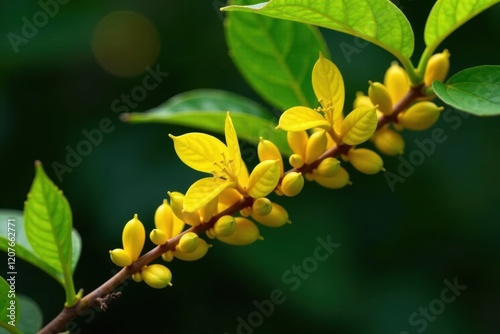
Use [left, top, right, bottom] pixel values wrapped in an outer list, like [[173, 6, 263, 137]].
[[170, 113, 280, 214], [277, 53, 378, 147]]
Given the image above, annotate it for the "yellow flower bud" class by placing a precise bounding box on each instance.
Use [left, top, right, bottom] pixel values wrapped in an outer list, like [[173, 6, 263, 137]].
[[384, 61, 409, 103], [206, 228, 217, 239], [251, 202, 290, 228], [347, 148, 384, 174], [305, 130, 327, 164], [280, 172, 304, 197], [258, 137, 284, 176], [353, 92, 374, 109], [424, 49, 450, 86], [287, 130, 308, 156], [132, 272, 143, 282], [155, 198, 185, 238], [176, 232, 199, 253], [313, 166, 350, 189], [162, 250, 174, 262], [173, 238, 210, 261], [122, 214, 145, 261], [240, 207, 252, 217], [313, 157, 340, 177], [372, 127, 405, 156], [109, 248, 132, 267], [150, 229, 168, 246], [289, 153, 304, 169], [168, 191, 200, 226], [368, 81, 393, 115], [217, 217, 263, 245], [214, 215, 237, 237], [141, 264, 172, 289], [252, 197, 272, 216], [398, 101, 443, 131]]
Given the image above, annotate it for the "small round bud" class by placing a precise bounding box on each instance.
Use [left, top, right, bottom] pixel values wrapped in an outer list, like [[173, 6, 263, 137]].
[[314, 157, 340, 177], [141, 264, 172, 289], [162, 250, 174, 262], [252, 198, 272, 216], [280, 172, 304, 197], [384, 61, 409, 103], [251, 202, 290, 228], [174, 239, 210, 261], [347, 148, 384, 174], [368, 81, 393, 115], [150, 229, 168, 246], [176, 232, 199, 253], [305, 130, 327, 164], [289, 153, 304, 169], [206, 228, 217, 239], [216, 217, 263, 245], [258, 138, 284, 175], [132, 272, 143, 282], [372, 127, 404, 156], [122, 214, 145, 261], [398, 101, 443, 131], [287, 130, 308, 156], [424, 49, 450, 86], [313, 166, 350, 189], [109, 248, 132, 267], [214, 215, 237, 237]]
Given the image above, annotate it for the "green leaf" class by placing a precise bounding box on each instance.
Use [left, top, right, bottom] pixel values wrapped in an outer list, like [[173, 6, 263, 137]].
[[432, 65, 500, 116], [424, 0, 500, 51], [225, 0, 330, 109], [124, 89, 292, 156], [14, 295, 43, 334], [23, 162, 77, 306], [0, 210, 81, 285], [222, 0, 414, 62]]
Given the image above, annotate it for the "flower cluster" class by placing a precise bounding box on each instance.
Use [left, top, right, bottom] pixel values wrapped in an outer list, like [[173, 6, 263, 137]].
[[108, 52, 451, 289]]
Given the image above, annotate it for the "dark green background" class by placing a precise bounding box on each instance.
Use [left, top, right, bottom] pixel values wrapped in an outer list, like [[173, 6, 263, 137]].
[[1, 1, 500, 333]]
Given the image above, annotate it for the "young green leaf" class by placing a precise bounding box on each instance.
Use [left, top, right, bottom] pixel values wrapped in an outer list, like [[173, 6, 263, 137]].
[[424, 0, 500, 52], [222, 0, 415, 62], [16, 295, 44, 334], [432, 65, 500, 116], [23, 162, 77, 306], [0, 210, 81, 287], [123, 89, 291, 156], [225, 0, 330, 109]]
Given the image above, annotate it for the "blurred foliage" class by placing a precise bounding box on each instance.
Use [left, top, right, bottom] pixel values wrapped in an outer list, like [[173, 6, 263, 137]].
[[1, 0, 500, 333]]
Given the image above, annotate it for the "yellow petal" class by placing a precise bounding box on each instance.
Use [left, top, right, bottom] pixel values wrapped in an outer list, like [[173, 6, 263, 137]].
[[170, 133, 227, 173], [184, 177, 235, 213], [246, 160, 280, 198], [340, 106, 378, 146], [225, 112, 242, 177], [277, 106, 330, 132], [312, 52, 345, 121]]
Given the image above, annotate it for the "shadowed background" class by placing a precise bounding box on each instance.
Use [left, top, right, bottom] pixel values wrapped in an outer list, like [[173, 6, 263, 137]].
[[1, 0, 500, 333]]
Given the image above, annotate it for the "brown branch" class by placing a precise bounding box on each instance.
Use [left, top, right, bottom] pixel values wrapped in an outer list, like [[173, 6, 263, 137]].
[[38, 85, 427, 334]]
